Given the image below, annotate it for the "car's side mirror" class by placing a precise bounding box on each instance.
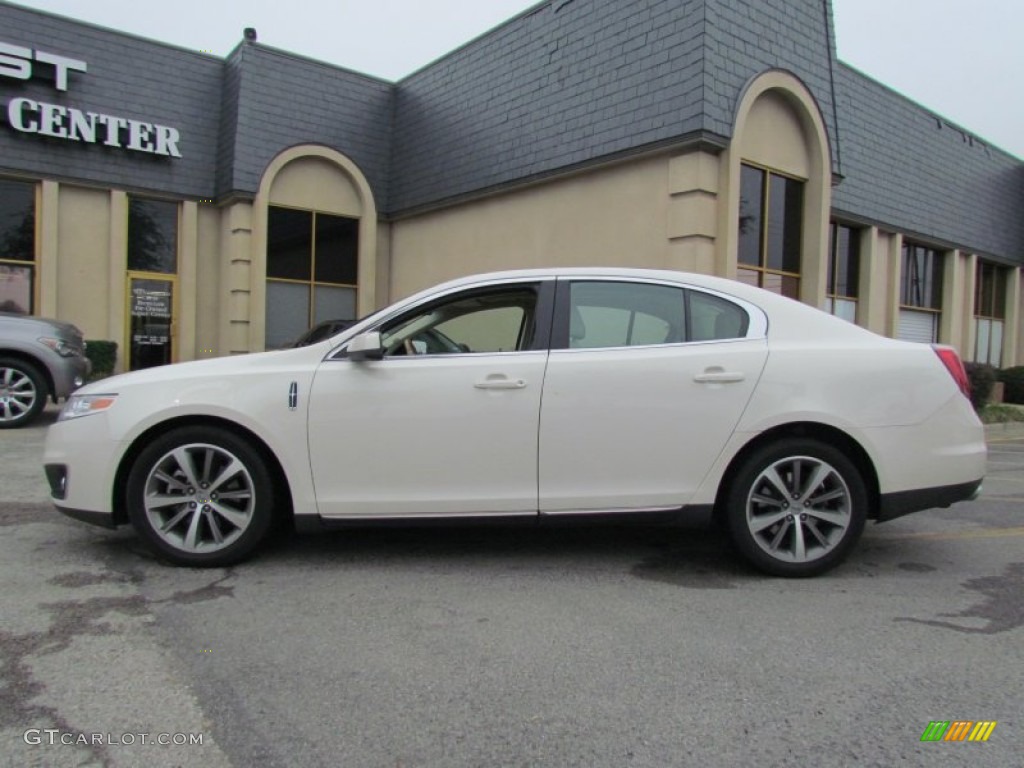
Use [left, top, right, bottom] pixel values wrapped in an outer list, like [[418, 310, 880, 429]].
[[346, 331, 384, 361]]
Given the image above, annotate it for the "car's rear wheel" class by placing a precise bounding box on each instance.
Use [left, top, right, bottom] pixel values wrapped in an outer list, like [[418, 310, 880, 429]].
[[0, 357, 47, 429], [127, 426, 275, 567], [725, 438, 867, 577]]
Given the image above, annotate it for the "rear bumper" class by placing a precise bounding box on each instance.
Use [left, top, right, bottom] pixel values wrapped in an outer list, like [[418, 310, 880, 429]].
[[877, 478, 983, 522]]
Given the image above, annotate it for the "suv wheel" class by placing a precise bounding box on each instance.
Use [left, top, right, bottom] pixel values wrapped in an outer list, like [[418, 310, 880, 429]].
[[0, 357, 47, 429]]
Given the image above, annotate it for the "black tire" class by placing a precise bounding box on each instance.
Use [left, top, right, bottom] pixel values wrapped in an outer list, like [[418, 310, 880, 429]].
[[0, 357, 47, 429], [126, 426, 276, 567], [724, 438, 867, 577]]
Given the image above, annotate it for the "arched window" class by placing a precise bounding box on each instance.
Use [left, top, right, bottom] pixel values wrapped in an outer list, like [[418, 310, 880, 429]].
[[257, 147, 377, 352]]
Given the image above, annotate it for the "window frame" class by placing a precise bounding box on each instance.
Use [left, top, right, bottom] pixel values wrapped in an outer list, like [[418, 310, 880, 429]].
[[974, 260, 1007, 322], [550, 278, 762, 351], [334, 278, 556, 360], [973, 260, 1008, 366], [826, 221, 860, 323], [899, 241, 944, 313], [737, 162, 805, 300], [127, 195, 180, 275], [0, 177, 38, 315], [265, 204, 360, 349]]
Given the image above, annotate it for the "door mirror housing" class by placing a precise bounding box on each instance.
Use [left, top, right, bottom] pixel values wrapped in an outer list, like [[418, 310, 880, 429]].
[[346, 331, 384, 361]]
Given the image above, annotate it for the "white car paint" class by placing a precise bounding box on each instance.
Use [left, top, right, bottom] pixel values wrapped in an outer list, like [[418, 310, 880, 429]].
[[43, 267, 986, 576], [538, 338, 768, 512], [308, 350, 548, 517]]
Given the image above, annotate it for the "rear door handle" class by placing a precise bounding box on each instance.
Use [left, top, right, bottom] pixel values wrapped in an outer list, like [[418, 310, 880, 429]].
[[475, 375, 527, 390], [694, 368, 745, 383]]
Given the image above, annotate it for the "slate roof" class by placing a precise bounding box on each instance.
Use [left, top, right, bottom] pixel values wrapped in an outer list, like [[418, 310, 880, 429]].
[[388, 0, 845, 212], [831, 63, 1024, 261]]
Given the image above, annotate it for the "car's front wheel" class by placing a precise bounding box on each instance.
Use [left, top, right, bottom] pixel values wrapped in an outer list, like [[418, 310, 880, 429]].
[[126, 426, 275, 567], [0, 357, 47, 429], [724, 438, 867, 577]]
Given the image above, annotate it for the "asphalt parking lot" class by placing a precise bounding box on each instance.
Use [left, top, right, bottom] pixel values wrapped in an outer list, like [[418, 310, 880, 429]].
[[1, 408, 1022, 767]]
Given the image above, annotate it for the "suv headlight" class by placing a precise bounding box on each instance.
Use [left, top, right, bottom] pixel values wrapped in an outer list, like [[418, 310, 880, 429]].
[[39, 336, 78, 357], [59, 394, 118, 421]]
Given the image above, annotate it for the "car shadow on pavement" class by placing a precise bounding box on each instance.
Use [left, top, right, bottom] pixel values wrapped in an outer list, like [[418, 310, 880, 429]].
[[258, 523, 762, 587], [57, 514, 962, 587]]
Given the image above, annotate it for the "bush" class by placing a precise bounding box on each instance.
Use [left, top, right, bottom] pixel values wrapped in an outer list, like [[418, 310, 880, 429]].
[[85, 340, 118, 379], [979, 403, 1024, 424], [998, 366, 1024, 406], [963, 362, 996, 410]]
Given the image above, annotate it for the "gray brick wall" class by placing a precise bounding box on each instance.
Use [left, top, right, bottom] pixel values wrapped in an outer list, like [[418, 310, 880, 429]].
[[215, 47, 243, 198], [220, 44, 393, 204], [832, 63, 1024, 261], [701, 0, 841, 173], [0, 1, 222, 199], [389, 0, 708, 212]]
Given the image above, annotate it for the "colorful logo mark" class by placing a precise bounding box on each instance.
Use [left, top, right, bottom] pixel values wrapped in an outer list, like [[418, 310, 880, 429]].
[[921, 721, 997, 742]]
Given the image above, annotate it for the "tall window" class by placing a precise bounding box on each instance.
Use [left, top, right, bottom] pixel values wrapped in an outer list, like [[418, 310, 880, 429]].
[[974, 261, 1007, 366], [826, 223, 859, 323], [128, 197, 178, 273], [265, 206, 359, 349], [127, 198, 179, 370], [0, 179, 36, 314], [897, 241, 943, 343], [737, 163, 804, 300]]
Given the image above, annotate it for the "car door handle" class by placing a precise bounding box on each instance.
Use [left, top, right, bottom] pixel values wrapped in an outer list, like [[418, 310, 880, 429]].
[[474, 375, 528, 390], [694, 368, 745, 383]]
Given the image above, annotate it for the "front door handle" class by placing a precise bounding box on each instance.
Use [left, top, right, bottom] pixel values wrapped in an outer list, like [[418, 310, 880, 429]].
[[694, 368, 745, 384], [474, 375, 528, 390]]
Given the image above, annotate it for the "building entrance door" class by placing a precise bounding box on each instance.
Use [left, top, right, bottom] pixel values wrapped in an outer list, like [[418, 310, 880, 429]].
[[127, 274, 176, 370]]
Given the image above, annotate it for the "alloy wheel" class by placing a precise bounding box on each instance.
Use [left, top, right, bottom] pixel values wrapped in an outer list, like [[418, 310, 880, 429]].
[[142, 442, 257, 554], [0, 365, 39, 425], [744, 455, 852, 564]]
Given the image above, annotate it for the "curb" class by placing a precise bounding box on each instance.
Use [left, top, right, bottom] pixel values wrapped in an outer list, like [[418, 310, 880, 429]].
[[984, 422, 1024, 441]]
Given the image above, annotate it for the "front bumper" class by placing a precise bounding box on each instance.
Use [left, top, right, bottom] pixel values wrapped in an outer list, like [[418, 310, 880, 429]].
[[49, 353, 92, 399], [43, 412, 120, 523]]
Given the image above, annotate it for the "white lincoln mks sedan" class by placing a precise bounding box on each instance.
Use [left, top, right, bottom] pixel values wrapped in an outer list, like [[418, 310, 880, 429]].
[[44, 268, 985, 576]]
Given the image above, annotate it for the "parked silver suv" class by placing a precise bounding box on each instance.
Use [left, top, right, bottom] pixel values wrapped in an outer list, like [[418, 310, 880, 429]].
[[0, 313, 91, 428]]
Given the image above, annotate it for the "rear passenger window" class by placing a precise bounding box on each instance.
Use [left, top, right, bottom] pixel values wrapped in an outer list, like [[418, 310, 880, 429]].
[[569, 282, 686, 349], [688, 291, 749, 341]]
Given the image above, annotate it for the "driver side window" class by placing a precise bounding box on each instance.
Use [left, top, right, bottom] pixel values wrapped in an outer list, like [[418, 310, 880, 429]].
[[380, 286, 539, 356]]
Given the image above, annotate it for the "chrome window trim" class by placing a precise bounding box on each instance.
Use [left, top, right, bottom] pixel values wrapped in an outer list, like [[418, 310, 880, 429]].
[[558, 275, 768, 351]]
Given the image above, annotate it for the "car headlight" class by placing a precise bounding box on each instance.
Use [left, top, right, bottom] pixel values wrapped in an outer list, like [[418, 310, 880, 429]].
[[59, 394, 118, 421], [39, 336, 78, 357]]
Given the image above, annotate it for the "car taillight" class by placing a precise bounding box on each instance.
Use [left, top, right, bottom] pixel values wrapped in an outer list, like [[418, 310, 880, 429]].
[[932, 345, 970, 399]]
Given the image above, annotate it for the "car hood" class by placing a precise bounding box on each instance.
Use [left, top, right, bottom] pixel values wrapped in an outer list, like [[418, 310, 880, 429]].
[[0, 311, 83, 338], [79, 345, 326, 394]]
